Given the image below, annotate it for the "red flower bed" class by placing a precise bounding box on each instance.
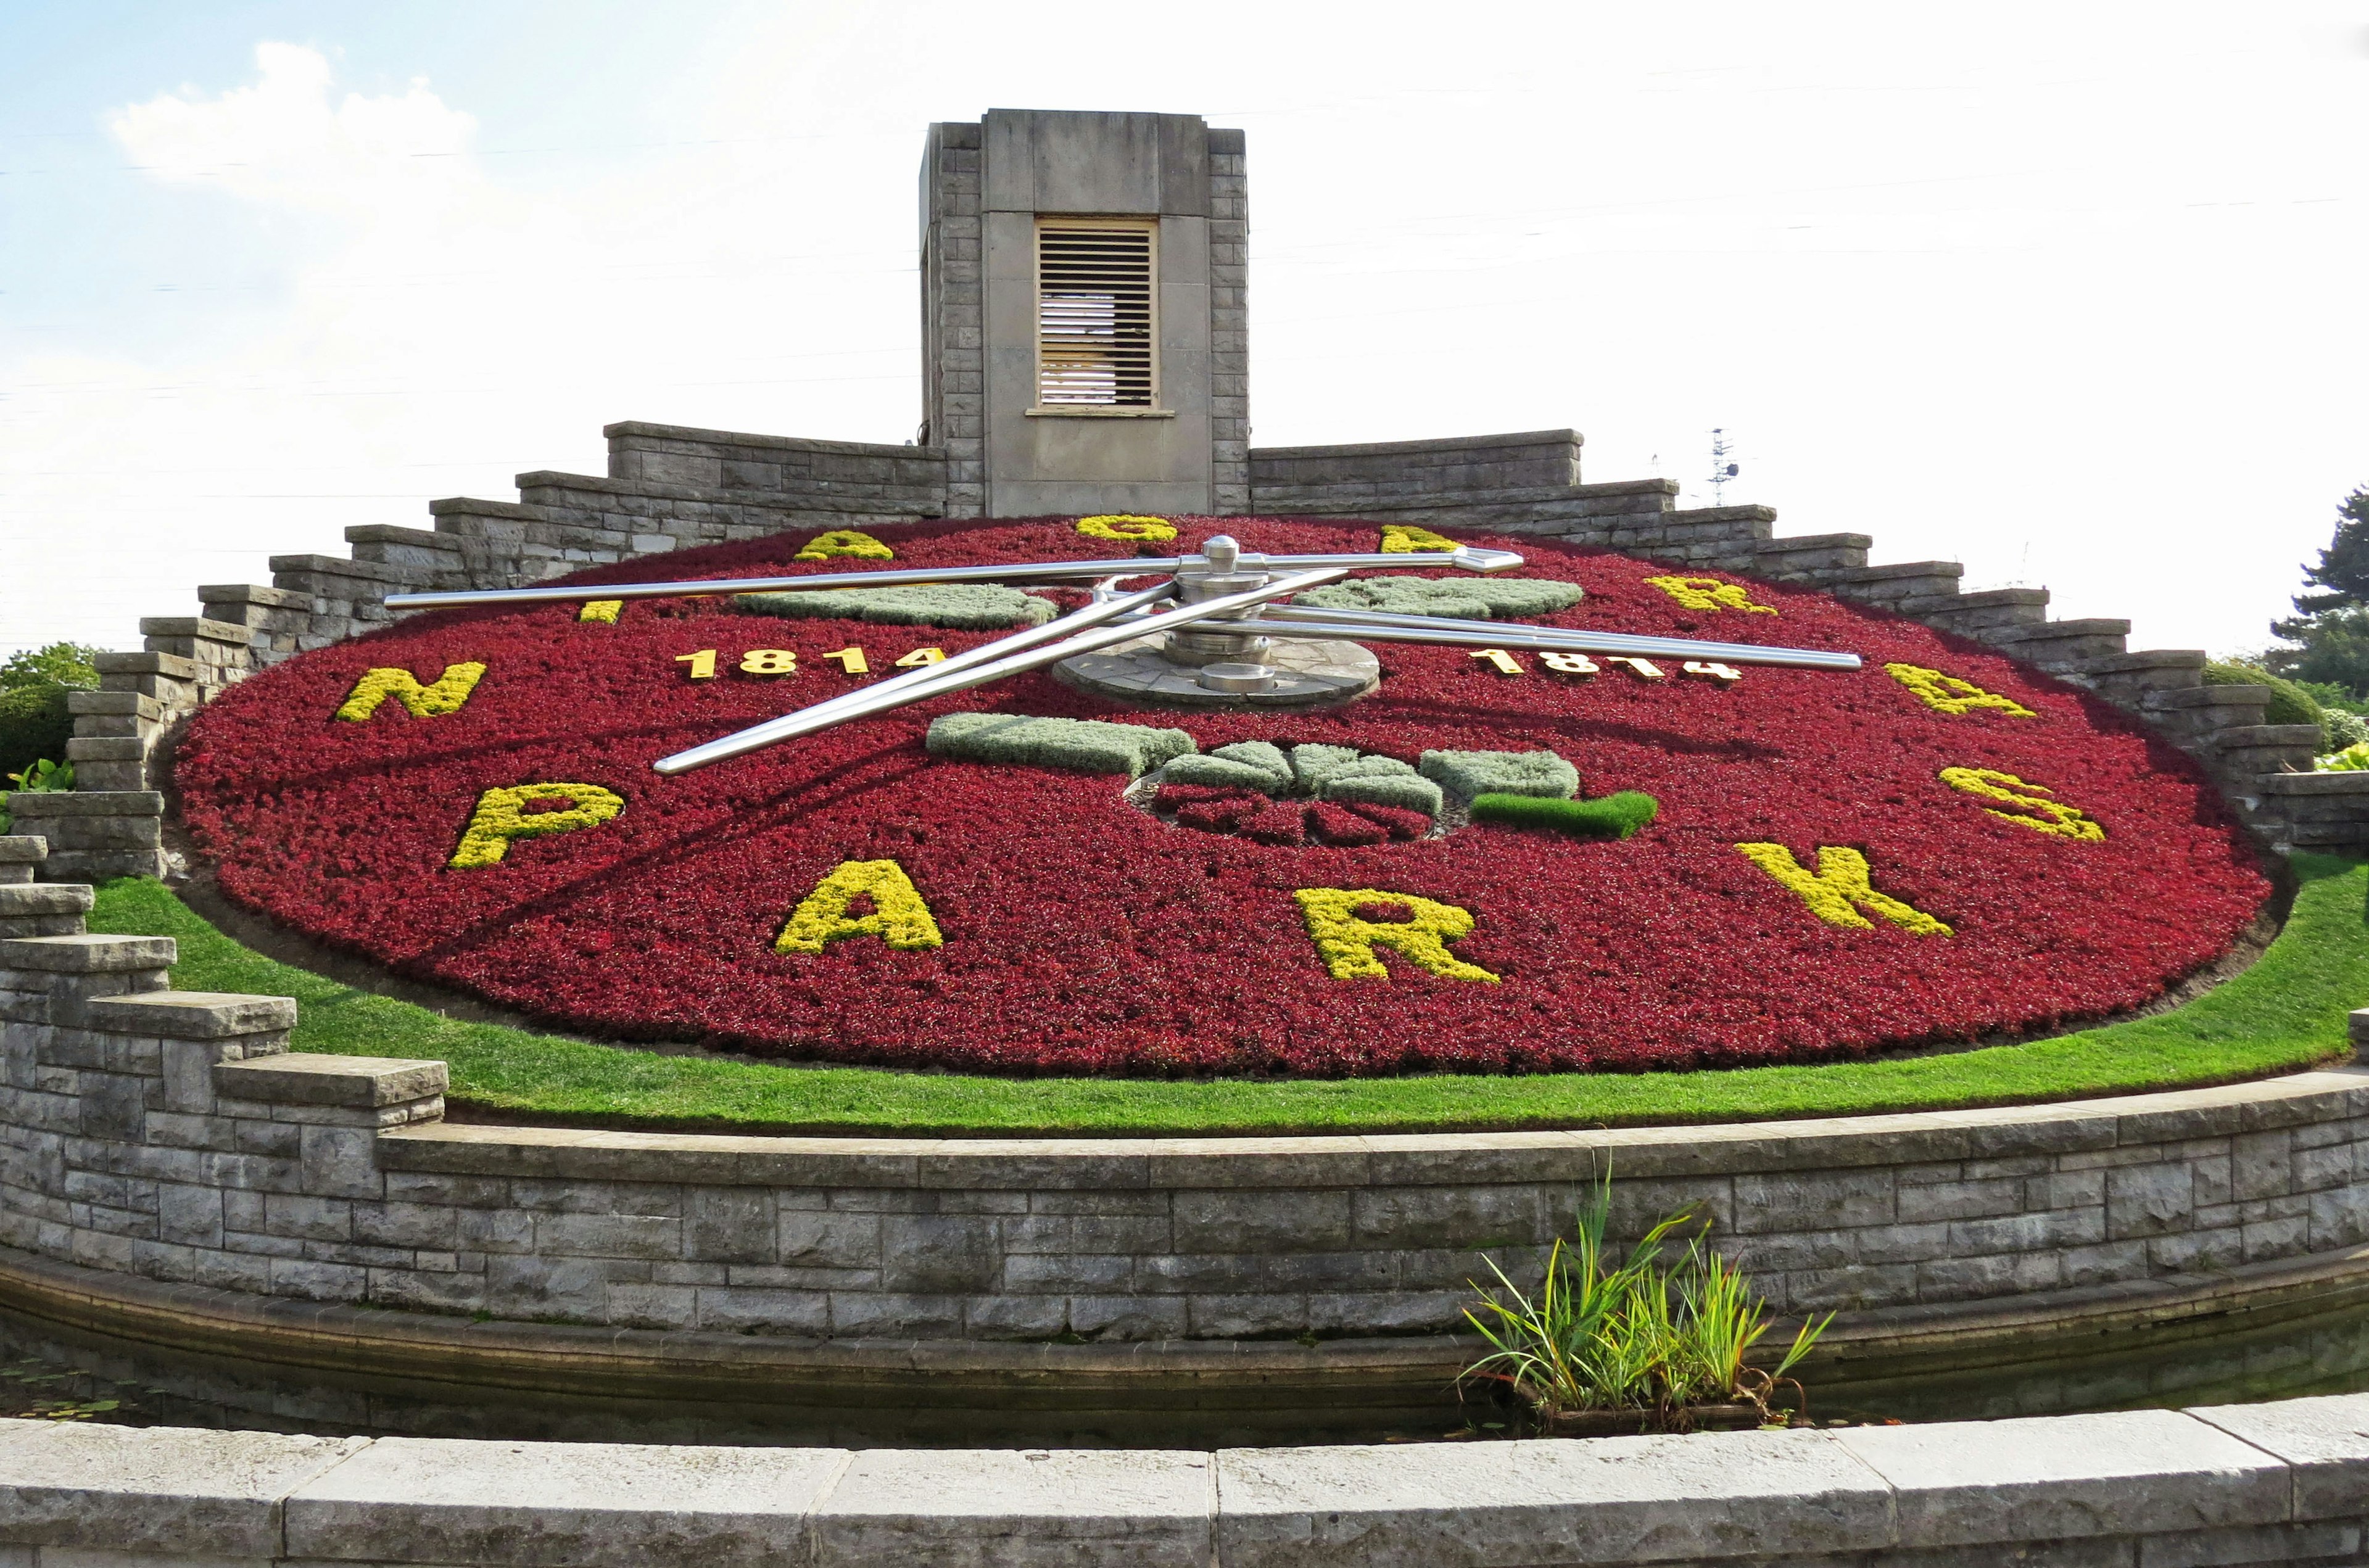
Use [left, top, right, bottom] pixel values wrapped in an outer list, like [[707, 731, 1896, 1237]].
[[173, 518, 2268, 1076]]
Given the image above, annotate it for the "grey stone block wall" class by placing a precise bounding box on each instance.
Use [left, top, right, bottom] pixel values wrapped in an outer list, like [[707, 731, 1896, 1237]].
[[921, 120, 986, 514], [1208, 128, 1250, 513], [2, 1394, 2367, 1567], [6, 860, 2369, 1346]]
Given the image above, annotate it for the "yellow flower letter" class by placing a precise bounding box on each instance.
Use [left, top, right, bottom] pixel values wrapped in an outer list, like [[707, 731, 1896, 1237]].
[[1380, 524, 1459, 554], [1939, 767, 2104, 841], [578, 600, 623, 624], [776, 859, 945, 954], [336, 662, 488, 722], [449, 783, 624, 869], [795, 530, 895, 561], [1076, 514, 1179, 543], [1645, 576, 1777, 615], [1885, 662, 2036, 718], [1293, 888, 1501, 982], [1734, 844, 1953, 936]]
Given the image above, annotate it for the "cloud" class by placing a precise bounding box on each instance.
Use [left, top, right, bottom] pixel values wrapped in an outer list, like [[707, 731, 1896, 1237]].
[[107, 41, 479, 216]]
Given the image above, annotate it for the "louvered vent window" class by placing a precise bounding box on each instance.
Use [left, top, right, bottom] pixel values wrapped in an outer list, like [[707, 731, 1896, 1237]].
[[1036, 222, 1157, 408]]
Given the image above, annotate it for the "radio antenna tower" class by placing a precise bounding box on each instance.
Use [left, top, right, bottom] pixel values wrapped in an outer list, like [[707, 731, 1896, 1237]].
[[1708, 428, 1739, 506]]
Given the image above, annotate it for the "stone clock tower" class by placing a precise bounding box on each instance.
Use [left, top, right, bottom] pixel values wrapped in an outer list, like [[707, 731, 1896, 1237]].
[[919, 109, 1250, 518]]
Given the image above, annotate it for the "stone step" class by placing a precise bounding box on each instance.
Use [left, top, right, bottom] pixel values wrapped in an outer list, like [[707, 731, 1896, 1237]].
[[67, 690, 168, 725], [2080, 650, 2207, 709], [1752, 534, 1873, 583], [0, 836, 42, 886], [1826, 562, 1966, 605], [0, 881, 93, 940], [139, 616, 256, 671], [97, 650, 207, 702], [345, 524, 468, 578], [1919, 587, 2053, 635], [86, 990, 296, 1041], [1979, 619, 2131, 671], [94, 650, 202, 682], [0, 932, 175, 975]]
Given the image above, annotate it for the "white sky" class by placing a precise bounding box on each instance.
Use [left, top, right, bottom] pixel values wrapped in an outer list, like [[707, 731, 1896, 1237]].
[[4, 2, 2367, 658]]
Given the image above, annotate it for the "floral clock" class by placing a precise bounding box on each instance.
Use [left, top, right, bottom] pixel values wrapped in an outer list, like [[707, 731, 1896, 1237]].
[[173, 517, 2267, 1076]]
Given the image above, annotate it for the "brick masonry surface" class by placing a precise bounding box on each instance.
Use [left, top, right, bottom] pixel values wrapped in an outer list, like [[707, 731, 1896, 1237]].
[[6, 849, 2368, 1344]]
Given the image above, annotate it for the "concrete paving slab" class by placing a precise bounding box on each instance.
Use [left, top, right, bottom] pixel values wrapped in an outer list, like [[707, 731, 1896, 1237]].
[[0, 1422, 365, 1558], [812, 1447, 1212, 1567], [283, 1436, 850, 1567], [1832, 1409, 2291, 1546], [2188, 1391, 2369, 1520], [1213, 1430, 1892, 1567]]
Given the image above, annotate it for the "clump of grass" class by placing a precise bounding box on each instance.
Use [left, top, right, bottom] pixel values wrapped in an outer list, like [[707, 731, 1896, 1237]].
[[1461, 1176, 1830, 1430], [1470, 790, 1659, 839]]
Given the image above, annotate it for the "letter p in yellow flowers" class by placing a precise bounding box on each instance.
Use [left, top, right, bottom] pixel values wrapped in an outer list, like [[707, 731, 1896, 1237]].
[[777, 859, 945, 955], [449, 784, 624, 869], [1734, 844, 1952, 936], [1294, 888, 1500, 982]]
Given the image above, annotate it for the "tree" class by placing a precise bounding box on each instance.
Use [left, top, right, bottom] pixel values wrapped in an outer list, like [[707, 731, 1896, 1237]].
[[2267, 489, 2369, 698], [0, 642, 101, 691]]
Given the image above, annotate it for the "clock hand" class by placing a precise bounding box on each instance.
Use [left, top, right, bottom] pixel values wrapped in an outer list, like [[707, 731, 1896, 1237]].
[[381, 545, 1521, 612], [651, 565, 1349, 775], [1248, 605, 1863, 672], [651, 579, 1180, 775]]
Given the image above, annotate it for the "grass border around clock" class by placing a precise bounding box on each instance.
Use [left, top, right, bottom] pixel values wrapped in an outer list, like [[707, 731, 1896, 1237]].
[[86, 856, 2365, 1137]]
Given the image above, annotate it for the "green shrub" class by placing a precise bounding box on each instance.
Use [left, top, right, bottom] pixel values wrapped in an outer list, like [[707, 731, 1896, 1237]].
[[2205, 661, 2328, 745], [1288, 743, 1365, 792], [736, 584, 1056, 630], [0, 642, 101, 691], [1317, 771, 1444, 815], [1420, 748, 1580, 801], [1293, 576, 1585, 620], [0, 683, 73, 781], [1160, 754, 1286, 791], [925, 711, 1195, 778], [1207, 741, 1292, 789], [1471, 790, 1659, 839]]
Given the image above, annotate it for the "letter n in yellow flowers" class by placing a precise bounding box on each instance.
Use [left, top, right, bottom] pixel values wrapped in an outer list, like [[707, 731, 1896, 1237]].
[[1076, 514, 1179, 543], [1885, 663, 2035, 718], [795, 529, 895, 561], [1379, 524, 1459, 554], [1939, 768, 2104, 841], [777, 859, 945, 954], [1734, 844, 1952, 936], [336, 663, 487, 722], [1294, 888, 1500, 982], [449, 784, 624, 869]]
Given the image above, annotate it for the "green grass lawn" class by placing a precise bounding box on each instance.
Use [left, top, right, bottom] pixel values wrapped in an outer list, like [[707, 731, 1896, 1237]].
[[86, 857, 2368, 1136]]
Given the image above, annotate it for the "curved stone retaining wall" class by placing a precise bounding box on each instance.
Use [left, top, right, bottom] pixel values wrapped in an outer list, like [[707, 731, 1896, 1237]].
[[1, 1394, 2365, 1567], [6, 837, 2368, 1355]]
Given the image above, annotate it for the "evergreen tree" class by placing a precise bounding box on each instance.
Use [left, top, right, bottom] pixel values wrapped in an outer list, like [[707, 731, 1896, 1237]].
[[2267, 489, 2369, 698]]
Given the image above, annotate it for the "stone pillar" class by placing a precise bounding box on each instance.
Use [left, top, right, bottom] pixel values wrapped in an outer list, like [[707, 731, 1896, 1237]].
[[922, 110, 1246, 519]]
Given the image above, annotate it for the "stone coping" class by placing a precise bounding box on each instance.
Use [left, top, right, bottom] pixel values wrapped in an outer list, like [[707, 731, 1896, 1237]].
[[378, 1067, 2369, 1190], [0, 1394, 2363, 1567]]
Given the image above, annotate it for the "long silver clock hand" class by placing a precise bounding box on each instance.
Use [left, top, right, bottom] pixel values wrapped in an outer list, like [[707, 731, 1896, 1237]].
[[1251, 605, 1863, 671], [651, 566, 1347, 775], [381, 544, 1521, 611], [656, 579, 1180, 774]]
